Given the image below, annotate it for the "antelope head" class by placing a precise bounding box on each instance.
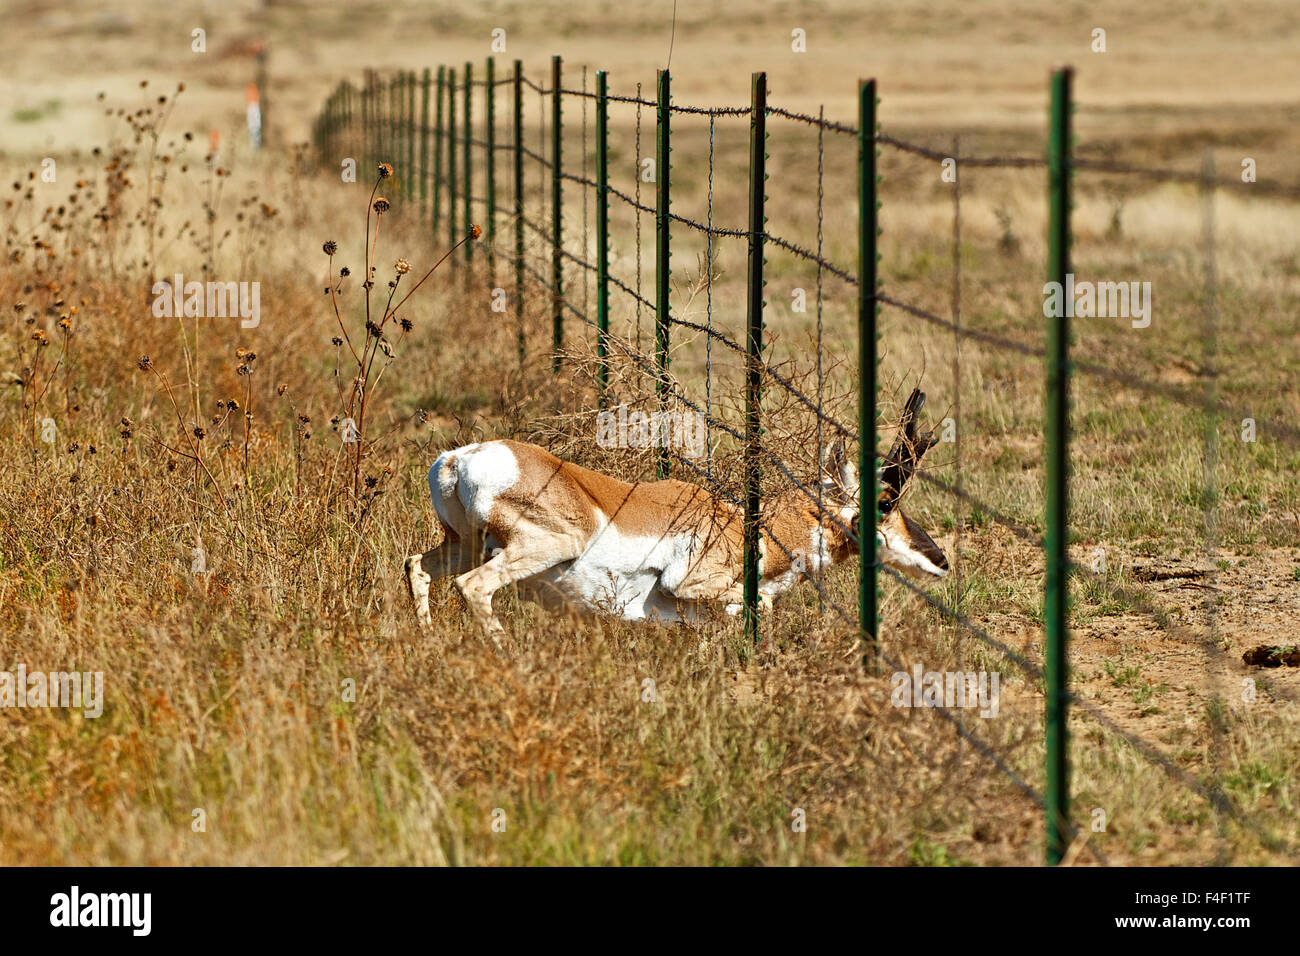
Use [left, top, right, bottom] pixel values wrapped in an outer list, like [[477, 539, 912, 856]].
[[819, 389, 949, 579]]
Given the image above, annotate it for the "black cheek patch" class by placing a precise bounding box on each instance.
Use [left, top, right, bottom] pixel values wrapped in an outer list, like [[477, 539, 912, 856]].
[[901, 511, 948, 570]]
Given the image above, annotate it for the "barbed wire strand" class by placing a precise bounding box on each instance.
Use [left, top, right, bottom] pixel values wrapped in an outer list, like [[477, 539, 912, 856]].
[[333, 64, 1300, 862], [660, 446, 1105, 864], [520, 260, 1294, 858]]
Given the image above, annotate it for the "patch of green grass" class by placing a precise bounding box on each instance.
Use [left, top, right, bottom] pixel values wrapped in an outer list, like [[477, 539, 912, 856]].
[[908, 835, 966, 866], [11, 99, 62, 123], [1204, 695, 1230, 735], [1103, 659, 1143, 688]]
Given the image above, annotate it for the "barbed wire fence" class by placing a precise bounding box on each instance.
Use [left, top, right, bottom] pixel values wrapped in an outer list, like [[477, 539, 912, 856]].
[[311, 59, 1300, 866]]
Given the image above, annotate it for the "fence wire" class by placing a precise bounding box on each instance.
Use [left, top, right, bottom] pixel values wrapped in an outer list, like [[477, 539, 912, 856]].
[[312, 60, 1300, 865]]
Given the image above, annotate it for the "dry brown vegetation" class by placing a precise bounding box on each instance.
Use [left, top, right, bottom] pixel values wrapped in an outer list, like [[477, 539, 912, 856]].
[[1, 0, 1298, 865]]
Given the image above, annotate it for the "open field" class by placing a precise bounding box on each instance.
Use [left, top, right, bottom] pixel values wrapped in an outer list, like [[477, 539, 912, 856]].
[[1, 0, 1298, 865]]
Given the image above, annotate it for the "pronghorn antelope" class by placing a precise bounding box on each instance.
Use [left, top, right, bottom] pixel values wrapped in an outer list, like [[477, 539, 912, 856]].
[[405, 389, 947, 640]]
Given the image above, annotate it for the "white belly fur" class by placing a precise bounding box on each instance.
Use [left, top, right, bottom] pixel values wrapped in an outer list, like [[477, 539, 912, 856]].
[[547, 512, 698, 621]]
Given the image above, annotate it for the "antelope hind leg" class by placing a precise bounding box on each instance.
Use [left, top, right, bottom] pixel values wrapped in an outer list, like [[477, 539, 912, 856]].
[[454, 536, 581, 646], [405, 535, 481, 631]]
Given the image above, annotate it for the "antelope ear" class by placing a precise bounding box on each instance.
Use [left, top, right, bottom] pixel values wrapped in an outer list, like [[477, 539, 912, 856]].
[[820, 438, 846, 481], [838, 454, 860, 499], [879, 388, 937, 512]]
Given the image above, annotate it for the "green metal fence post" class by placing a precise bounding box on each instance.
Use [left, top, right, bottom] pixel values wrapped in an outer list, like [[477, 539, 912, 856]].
[[327, 87, 334, 155], [433, 66, 445, 233], [744, 71, 767, 647], [514, 60, 525, 366], [406, 71, 416, 201], [655, 68, 672, 478], [463, 61, 473, 263], [363, 72, 372, 172], [1045, 65, 1074, 867], [361, 73, 370, 173], [393, 73, 403, 189], [387, 74, 396, 174], [373, 70, 381, 172], [371, 75, 379, 172], [316, 90, 326, 156], [551, 54, 564, 371], [595, 70, 611, 406], [393, 73, 402, 189], [447, 67, 458, 257], [486, 56, 497, 276], [858, 79, 881, 670], [420, 68, 431, 221], [376, 70, 384, 171], [318, 89, 327, 155], [375, 70, 384, 172], [342, 82, 349, 151]]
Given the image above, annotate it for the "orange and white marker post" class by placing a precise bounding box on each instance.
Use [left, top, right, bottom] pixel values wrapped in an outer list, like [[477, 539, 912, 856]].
[[246, 83, 262, 150]]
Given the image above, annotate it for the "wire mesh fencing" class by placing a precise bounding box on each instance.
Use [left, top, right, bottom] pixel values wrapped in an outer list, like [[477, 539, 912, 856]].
[[311, 59, 1300, 866]]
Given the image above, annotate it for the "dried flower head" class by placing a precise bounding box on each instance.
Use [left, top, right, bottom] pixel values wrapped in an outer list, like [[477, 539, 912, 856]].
[[323, 239, 338, 256], [137, 355, 152, 370], [377, 162, 393, 179], [339, 266, 351, 277], [471, 223, 482, 240], [373, 197, 391, 214], [394, 258, 410, 275], [399, 317, 413, 332]]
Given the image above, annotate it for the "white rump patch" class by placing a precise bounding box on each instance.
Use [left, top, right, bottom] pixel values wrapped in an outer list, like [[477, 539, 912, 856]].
[[428, 441, 520, 538]]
